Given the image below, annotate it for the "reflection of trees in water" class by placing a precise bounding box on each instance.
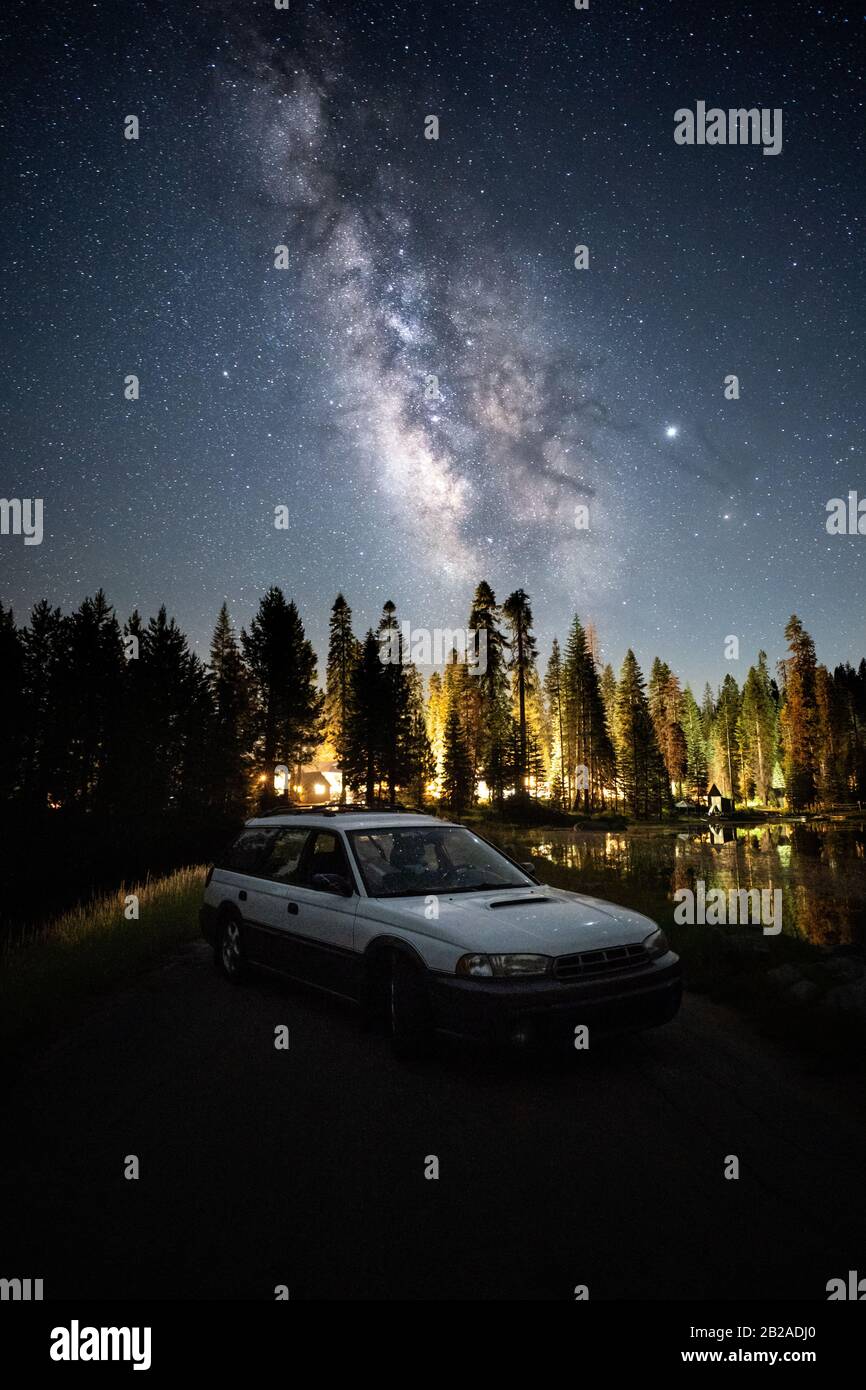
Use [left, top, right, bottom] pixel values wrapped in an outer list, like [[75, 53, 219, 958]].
[[529, 833, 670, 890], [520, 823, 866, 947], [790, 825, 823, 857]]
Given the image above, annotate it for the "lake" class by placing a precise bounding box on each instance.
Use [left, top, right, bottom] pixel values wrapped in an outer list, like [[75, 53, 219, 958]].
[[505, 822, 866, 948]]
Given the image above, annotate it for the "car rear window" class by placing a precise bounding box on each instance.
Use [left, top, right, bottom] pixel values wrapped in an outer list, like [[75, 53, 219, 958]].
[[218, 827, 277, 874], [258, 828, 310, 882]]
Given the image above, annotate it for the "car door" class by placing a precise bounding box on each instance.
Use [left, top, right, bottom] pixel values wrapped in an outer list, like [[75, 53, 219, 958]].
[[215, 826, 282, 963], [272, 829, 360, 996], [247, 826, 313, 969]]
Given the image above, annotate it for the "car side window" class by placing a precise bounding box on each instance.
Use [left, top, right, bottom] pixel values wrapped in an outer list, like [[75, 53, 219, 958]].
[[259, 828, 310, 883], [298, 831, 353, 892], [220, 828, 277, 874]]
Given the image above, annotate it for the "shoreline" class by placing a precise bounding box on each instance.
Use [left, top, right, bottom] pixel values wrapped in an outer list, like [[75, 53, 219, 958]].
[[467, 810, 866, 835]]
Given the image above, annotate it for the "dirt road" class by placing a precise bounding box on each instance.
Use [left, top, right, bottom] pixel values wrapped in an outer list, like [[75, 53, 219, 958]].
[[3, 941, 865, 1300]]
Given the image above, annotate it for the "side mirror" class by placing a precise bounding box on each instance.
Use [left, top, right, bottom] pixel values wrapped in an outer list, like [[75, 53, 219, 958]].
[[311, 872, 353, 897], [520, 860, 539, 881]]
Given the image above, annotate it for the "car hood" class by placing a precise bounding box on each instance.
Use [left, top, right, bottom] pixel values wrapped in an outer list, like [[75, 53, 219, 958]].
[[358, 885, 658, 954]]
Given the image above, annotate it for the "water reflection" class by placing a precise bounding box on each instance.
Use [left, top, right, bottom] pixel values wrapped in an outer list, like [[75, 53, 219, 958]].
[[513, 822, 866, 947]]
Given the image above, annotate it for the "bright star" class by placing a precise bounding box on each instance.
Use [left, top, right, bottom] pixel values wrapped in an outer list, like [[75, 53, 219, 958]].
[[665, 425, 678, 439]]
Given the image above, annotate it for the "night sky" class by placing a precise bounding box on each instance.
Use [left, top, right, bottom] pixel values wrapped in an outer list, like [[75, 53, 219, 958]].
[[1, 0, 863, 692]]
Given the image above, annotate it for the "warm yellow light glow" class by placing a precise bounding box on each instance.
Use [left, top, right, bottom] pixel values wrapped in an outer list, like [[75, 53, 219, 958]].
[[273, 764, 289, 793], [313, 782, 327, 796], [476, 780, 491, 803]]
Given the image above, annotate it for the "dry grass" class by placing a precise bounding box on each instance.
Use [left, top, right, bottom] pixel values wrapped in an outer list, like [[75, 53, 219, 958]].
[[1, 866, 207, 1048]]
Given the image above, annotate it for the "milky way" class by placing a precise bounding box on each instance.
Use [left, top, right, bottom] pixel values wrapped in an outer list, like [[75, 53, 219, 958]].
[[248, 26, 626, 589]]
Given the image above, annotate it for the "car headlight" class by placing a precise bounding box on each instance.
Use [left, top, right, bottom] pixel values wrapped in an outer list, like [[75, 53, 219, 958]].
[[456, 953, 550, 978], [456, 954, 494, 978], [490, 954, 550, 977], [643, 927, 670, 960]]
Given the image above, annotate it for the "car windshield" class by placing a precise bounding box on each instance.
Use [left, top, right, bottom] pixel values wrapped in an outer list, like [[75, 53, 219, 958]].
[[348, 826, 532, 898]]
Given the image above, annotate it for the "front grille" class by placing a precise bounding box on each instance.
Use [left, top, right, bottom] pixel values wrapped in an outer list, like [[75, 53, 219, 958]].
[[553, 942, 649, 981]]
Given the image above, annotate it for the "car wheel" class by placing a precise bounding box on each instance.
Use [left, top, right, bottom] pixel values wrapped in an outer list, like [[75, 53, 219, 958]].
[[217, 915, 246, 983], [388, 952, 433, 1058]]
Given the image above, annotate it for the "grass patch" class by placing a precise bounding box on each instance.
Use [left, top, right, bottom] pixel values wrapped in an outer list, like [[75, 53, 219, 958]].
[[1, 866, 206, 1051]]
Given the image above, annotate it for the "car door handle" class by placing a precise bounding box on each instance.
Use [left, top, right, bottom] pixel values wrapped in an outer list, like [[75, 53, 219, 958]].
[[238, 890, 247, 901], [287, 902, 299, 915]]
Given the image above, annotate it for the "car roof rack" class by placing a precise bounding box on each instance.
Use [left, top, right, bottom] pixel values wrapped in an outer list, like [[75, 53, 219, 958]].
[[256, 800, 433, 818]]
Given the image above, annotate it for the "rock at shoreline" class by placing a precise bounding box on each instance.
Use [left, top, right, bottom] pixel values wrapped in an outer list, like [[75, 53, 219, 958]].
[[822, 980, 866, 1017]]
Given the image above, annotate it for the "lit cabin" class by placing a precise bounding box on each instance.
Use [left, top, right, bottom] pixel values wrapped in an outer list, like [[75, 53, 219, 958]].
[[295, 761, 342, 805], [707, 782, 734, 816]]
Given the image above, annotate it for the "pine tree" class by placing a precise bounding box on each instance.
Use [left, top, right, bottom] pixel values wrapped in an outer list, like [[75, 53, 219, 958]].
[[19, 600, 67, 811], [403, 666, 435, 805], [426, 670, 447, 792], [177, 650, 221, 819], [441, 702, 473, 813], [647, 659, 686, 801], [700, 683, 715, 739], [563, 615, 615, 811], [242, 587, 323, 796], [502, 589, 538, 797], [465, 581, 510, 801], [665, 673, 688, 799], [59, 590, 125, 814], [0, 603, 24, 804], [343, 630, 387, 803], [563, 616, 590, 807], [737, 652, 777, 805], [133, 606, 208, 815], [680, 686, 708, 799], [648, 658, 672, 743], [483, 698, 512, 808], [815, 665, 846, 804], [613, 650, 667, 818], [599, 663, 617, 737], [778, 615, 818, 810], [544, 638, 567, 805], [208, 603, 251, 820], [833, 661, 866, 801], [377, 600, 411, 805], [524, 673, 550, 796], [325, 594, 359, 802], [712, 675, 741, 804]]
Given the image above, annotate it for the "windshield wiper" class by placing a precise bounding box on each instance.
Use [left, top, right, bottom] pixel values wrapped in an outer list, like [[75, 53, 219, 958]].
[[371, 881, 528, 899], [467, 881, 531, 892], [431, 881, 529, 895]]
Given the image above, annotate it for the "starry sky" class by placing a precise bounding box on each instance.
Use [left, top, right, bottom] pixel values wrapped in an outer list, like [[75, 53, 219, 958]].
[[1, 0, 863, 693]]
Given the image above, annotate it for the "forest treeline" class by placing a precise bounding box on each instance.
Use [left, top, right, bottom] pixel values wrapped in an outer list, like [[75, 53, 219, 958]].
[[1, 582, 865, 923]]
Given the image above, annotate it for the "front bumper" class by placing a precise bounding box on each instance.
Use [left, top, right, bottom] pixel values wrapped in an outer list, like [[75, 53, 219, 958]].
[[429, 952, 682, 1044]]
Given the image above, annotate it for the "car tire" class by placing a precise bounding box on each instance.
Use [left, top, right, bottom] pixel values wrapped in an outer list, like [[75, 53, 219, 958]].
[[388, 952, 433, 1058], [217, 914, 246, 983]]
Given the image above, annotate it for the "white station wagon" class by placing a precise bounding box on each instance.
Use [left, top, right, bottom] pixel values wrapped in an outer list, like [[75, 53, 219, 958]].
[[200, 809, 681, 1053]]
